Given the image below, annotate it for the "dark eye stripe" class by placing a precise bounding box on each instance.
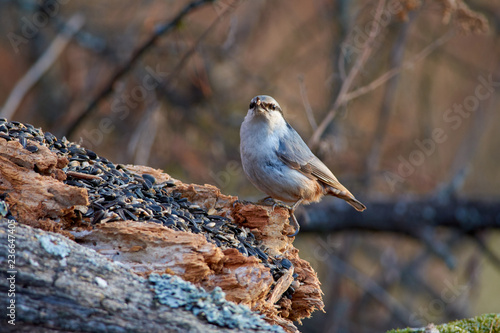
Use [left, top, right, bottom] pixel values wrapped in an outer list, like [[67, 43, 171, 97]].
[[264, 103, 276, 110]]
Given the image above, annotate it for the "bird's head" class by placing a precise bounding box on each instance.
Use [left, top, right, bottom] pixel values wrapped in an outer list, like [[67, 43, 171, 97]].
[[247, 95, 285, 127]]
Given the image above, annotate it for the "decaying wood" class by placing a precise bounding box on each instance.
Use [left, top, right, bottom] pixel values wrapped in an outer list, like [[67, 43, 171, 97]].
[[0, 139, 88, 237], [0, 137, 324, 333], [268, 267, 294, 305], [0, 221, 274, 333], [77, 222, 273, 308], [231, 202, 324, 323]]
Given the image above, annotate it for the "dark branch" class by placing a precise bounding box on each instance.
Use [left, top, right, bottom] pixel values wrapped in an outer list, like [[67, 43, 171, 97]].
[[363, 13, 415, 189], [300, 198, 500, 236], [64, 0, 215, 138]]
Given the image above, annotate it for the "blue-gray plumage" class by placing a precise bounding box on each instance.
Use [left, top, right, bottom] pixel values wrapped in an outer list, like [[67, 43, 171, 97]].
[[240, 95, 366, 237]]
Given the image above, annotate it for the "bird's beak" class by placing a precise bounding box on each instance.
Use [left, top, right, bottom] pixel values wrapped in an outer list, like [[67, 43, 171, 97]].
[[254, 98, 266, 114]]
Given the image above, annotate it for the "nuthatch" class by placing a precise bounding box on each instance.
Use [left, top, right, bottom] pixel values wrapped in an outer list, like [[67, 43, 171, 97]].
[[240, 95, 366, 237]]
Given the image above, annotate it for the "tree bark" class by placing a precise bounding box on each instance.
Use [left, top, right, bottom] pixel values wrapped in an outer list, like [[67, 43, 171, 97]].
[[0, 220, 276, 333]]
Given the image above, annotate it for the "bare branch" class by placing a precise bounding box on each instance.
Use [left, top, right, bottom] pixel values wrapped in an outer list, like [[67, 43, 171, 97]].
[[298, 75, 317, 130], [127, 103, 161, 165], [328, 254, 413, 325], [364, 14, 415, 189], [0, 14, 85, 120], [157, 0, 240, 93], [434, 92, 497, 198], [471, 233, 500, 271], [309, 0, 386, 149], [344, 30, 455, 103], [309, 18, 455, 149], [300, 199, 500, 236], [64, 0, 216, 138]]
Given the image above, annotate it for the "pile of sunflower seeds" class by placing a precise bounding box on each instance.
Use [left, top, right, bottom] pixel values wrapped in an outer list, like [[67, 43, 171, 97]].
[[0, 119, 296, 295]]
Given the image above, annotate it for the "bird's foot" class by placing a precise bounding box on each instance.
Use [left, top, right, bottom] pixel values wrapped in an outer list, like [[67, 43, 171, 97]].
[[257, 197, 292, 211], [286, 198, 303, 237], [232, 199, 253, 208], [256, 196, 275, 205], [287, 212, 300, 237]]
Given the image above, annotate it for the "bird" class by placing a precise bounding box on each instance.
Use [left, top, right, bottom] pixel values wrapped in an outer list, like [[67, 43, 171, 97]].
[[239, 95, 366, 237]]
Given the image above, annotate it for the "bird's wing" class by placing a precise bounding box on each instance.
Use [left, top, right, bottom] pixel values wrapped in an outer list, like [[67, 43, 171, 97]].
[[276, 124, 349, 193]]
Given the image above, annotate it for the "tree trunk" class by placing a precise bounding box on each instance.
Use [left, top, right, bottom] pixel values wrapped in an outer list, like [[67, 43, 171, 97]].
[[0, 220, 277, 333]]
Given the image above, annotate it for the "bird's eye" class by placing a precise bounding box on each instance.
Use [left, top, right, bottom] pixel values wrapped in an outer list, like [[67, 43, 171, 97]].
[[249, 102, 256, 109], [270, 104, 276, 110]]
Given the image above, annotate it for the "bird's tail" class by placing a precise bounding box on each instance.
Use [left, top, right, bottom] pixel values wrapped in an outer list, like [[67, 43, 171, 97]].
[[326, 186, 366, 211], [345, 197, 366, 212]]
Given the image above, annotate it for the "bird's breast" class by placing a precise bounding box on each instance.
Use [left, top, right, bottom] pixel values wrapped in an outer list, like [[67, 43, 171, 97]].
[[240, 119, 321, 202]]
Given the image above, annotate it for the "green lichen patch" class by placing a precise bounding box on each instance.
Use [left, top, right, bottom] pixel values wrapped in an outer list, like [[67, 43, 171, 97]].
[[37, 234, 71, 258], [149, 273, 284, 332]]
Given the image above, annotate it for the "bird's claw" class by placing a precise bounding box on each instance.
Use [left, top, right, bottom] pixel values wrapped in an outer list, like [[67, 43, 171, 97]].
[[232, 199, 252, 208], [273, 201, 292, 211], [256, 196, 275, 205], [287, 212, 300, 237], [257, 197, 292, 211]]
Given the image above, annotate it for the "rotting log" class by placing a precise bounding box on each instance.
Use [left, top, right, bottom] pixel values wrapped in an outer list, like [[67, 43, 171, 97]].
[[0, 139, 87, 237], [0, 132, 324, 333], [0, 220, 281, 333]]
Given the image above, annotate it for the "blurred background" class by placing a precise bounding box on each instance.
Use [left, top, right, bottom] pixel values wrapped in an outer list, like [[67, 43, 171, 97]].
[[0, 0, 499, 332]]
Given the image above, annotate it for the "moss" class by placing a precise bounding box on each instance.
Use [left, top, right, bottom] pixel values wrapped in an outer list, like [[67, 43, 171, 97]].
[[387, 314, 500, 333]]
